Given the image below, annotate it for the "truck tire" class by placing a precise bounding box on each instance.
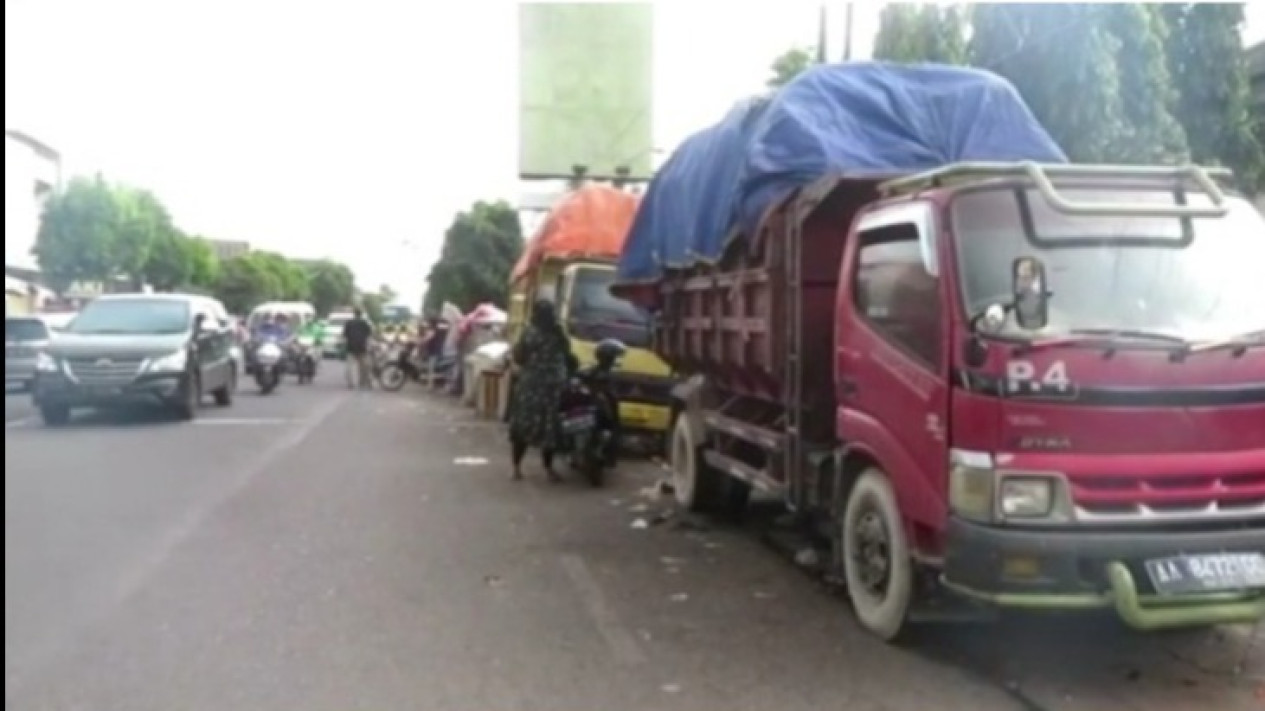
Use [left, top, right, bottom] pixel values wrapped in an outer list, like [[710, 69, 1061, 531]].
[[839, 468, 914, 642], [670, 414, 750, 516]]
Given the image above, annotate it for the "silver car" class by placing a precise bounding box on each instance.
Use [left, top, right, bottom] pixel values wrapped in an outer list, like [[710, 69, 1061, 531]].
[[5, 316, 53, 392]]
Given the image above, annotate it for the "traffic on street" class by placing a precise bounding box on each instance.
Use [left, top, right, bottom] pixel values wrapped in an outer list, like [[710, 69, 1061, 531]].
[[5, 371, 1260, 710]]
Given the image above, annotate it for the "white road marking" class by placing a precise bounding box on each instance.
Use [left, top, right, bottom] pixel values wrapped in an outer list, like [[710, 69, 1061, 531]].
[[193, 417, 294, 426], [559, 553, 647, 666]]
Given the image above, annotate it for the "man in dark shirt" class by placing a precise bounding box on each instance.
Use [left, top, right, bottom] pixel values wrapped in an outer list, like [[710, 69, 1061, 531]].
[[424, 316, 451, 389], [342, 308, 374, 389]]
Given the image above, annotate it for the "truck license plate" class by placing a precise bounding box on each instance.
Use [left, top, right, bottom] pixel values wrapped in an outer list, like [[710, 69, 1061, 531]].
[[1145, 552, 1265, 595]]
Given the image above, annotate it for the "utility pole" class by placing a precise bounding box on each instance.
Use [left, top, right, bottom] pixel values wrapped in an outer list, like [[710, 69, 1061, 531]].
[[842, 2, 854, 61]]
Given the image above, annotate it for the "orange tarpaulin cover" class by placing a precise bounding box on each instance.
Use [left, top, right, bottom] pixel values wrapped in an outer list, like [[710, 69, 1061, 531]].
[[511, 185, 639, 283]]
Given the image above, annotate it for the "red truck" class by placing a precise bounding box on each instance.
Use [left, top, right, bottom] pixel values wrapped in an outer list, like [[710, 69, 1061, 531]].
[[616, 65, 1265, 641]]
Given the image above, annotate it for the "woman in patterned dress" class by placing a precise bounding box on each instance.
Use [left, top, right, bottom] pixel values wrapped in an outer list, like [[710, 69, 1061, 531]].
[[508, 299, 571, 481]]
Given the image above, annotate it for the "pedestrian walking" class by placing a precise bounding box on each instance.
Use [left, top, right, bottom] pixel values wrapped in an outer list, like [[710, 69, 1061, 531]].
[[506, 299, 570, 481], [342, 307, 374, 389]]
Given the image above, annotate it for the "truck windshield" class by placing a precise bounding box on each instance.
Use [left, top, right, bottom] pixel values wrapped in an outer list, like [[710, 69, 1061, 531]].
[[952, 188, 1265, 343], [566, 268, 652, 349], [68, 299, 191, 336]]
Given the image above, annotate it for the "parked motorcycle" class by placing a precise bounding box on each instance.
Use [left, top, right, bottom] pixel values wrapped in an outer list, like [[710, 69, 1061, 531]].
[[379, 341, 422, 392], [379, 341, 458, 392], [558, 338, 625, 487], [253, 338, 285, 395]]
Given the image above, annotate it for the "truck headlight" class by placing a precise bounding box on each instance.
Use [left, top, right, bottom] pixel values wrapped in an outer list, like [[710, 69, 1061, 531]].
[[147, 349, 188, 372], [949, 450, 1071, 523], [999, 478, 1053, 518], [35, 352, 59, 372], [949, 449, 996, 522]]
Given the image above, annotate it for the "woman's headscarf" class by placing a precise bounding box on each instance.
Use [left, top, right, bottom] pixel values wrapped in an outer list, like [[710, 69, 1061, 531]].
[[530, 298, 560, 333]]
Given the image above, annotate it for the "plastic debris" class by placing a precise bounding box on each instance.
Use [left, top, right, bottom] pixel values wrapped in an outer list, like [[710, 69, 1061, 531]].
[[669, 592, 689, 602], [661, 683, 682, 694], [630, 519, 650, 530]]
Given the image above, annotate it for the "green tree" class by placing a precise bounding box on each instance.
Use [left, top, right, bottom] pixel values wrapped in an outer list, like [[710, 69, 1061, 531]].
[[298, 259, 356, 316], [423, 200, 525, 312], [186, 237, 221, 290], [33, 175, 125, 294], [113, 187, 175, 287], [141, 230, 197, 291], [214, 253, 282, 315], [767, 47, 816, 89], [359, 292, 385, 324], [253, 251, 310, 301], [1161, 3, 1264, 190], [874, 4, 967, 65], [1103, 4, 1189, 163], [970, 4, 1129, 162]]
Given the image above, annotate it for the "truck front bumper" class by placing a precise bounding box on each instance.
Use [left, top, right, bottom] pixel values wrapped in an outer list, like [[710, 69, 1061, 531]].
[[943, 517, 1265, 630], [610, 373, 675, 433]]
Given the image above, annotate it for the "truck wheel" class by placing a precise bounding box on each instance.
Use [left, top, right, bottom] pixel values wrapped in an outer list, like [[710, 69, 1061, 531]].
[[670, 415, 749, 516], [839, 468, 913, 642]]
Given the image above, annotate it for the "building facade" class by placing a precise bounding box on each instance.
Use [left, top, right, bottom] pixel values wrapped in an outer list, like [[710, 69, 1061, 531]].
[[5, 130, 61, 272], [207, 239, 251, 261]]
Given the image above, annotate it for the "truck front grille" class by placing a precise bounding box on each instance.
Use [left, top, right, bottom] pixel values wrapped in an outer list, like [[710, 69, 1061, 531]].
[[1072, 471, 1265, 524]]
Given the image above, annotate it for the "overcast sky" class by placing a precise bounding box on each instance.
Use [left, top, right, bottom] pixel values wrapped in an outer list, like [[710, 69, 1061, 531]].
[[6, 1, 1262, 306]]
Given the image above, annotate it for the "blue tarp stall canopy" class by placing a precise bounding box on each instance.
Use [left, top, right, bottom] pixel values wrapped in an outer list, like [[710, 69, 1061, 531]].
[[614, 61, 1068, 306]]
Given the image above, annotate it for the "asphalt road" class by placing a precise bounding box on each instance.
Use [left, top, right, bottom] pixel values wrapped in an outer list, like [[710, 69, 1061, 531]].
[[5, 371, 1261, 711]]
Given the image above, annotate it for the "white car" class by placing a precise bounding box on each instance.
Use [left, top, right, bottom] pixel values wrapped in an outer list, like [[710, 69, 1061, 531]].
[[322, 312, 354, 358]]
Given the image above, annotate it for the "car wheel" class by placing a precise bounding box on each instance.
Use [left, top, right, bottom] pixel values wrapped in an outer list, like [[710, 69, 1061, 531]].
[[213, 367, 235, 407], [39, 403, 71, 426]]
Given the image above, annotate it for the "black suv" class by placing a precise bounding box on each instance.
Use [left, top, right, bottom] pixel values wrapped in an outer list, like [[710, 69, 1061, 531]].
[[32, 293, 237, 425]]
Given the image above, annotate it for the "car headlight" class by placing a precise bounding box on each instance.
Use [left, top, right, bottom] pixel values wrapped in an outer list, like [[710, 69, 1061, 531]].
[[948, 449, 1071, 523], [35, 352, 59, 372], [999, 478, 1054, 518], [147, 349, 188, 372]]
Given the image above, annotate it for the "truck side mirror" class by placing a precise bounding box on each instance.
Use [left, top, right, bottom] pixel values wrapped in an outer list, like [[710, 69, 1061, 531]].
[[1012, 256, 1049, 331]]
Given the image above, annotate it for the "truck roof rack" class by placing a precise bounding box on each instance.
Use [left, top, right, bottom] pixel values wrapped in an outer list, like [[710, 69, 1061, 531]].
[[878, 161, 1233, 219]]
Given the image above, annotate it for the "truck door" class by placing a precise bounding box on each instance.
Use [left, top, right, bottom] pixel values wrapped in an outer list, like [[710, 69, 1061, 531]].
[[836, 202, 950, 532]]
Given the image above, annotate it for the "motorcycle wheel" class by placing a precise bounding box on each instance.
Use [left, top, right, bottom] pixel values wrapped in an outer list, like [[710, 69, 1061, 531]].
[[379, 364, 407, 392], [581, 439, 605, 487], [257, 370, 277, 395]]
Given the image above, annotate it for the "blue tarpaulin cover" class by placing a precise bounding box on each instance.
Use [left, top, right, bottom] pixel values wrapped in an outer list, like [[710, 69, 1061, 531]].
[[615, 62, 1067, 288]]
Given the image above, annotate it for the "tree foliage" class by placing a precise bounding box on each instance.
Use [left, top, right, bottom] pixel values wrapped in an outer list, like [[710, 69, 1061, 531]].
[[970, 4, 1129, 162], [862, 2, 1260, 181], [34, 172, 364, 315], [34, 175, 125, 294], [296, 259, 356, 316], [423, 200, 524, 313], [1160, 3, 1263, 190], [767, 47, 817, 89], [874, 4, 967, 65]]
